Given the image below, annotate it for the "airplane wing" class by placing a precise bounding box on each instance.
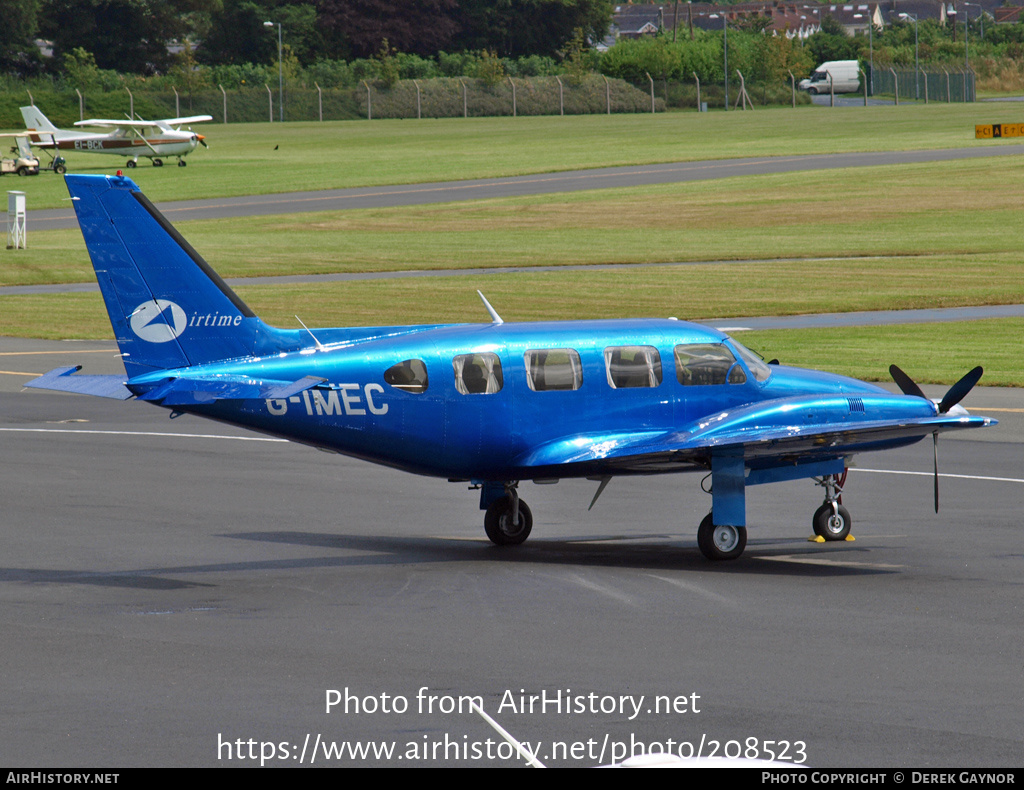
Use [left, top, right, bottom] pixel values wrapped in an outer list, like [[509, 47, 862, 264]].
[[26, 367, 326, 406], [161, 115, 213, 126], [75, 116, 212, 129], [74, 119, 142, 128], [516, 394, 994, 474]]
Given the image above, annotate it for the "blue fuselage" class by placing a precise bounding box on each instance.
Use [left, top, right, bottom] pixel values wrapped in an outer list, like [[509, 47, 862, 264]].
[[128, 318, 931, 481]]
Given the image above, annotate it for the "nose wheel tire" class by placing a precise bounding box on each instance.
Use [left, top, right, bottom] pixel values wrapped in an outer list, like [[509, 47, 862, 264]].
[[697, 514, 746, 561], [813, 503, 851, 541], [484, 497, 533, 546]]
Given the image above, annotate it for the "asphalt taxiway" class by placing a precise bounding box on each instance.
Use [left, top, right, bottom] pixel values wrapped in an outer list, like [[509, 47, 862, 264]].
[[2, 339, 1022, 767]]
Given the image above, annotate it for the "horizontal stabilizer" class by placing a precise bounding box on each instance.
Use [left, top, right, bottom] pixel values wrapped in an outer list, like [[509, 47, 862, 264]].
[[25, 367, 133, 400], [135, 375, 327, 405]]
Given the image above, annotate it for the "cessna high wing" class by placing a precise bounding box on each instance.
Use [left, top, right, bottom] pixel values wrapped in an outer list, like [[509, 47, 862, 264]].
[[20, 105, 210, 169], [26, 175, 996, 561]]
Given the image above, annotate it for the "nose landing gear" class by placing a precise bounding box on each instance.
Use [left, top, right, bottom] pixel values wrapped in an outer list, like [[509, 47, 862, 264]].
[[812, 471, 852, 541]]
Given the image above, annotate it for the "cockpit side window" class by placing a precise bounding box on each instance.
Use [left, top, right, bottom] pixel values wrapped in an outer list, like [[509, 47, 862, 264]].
[[524, 349, 583, 391], [384, 359, 429, 394], [674, 343, 746, 385], [604, 346, 662, 389], [453, 353, 503, 395]]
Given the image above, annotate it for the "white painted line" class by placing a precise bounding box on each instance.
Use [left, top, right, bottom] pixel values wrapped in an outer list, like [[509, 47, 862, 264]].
[[851, 467, 1024, 484], [0, 427, 287, 442], [756, 555, 903, 569]]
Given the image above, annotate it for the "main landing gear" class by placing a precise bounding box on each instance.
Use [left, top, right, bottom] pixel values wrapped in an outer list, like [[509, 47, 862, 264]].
[[483, 483, 533, 546], [697, 514, 746, 561]]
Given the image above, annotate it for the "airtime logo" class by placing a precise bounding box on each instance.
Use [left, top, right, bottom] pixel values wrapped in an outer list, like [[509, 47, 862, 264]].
[[129, 299, 187, 343]]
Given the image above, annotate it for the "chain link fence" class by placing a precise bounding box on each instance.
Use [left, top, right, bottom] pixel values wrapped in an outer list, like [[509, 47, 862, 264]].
[[869, 68, 975, 102], [1, 77, 662, 127]]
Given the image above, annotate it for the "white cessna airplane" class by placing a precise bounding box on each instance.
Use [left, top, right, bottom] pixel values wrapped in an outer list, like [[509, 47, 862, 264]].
[[20, 105, 211, 169]]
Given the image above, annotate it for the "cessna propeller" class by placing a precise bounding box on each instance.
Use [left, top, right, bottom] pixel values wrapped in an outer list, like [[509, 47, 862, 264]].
[[889, 365, 984, 512]]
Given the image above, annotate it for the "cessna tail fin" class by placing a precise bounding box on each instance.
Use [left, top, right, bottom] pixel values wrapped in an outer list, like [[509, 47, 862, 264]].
[[20, 105, 64, 138], [66, 174, 293, 377]]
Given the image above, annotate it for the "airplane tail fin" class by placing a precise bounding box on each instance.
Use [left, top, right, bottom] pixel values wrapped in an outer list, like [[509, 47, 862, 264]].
[[66, 174, 296, 378], [20, 105, 64, 140]]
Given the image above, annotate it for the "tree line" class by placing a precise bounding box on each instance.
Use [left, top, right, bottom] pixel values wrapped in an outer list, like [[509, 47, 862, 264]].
[[0, 0, 612, 76], [5, 0, 1024, 100]]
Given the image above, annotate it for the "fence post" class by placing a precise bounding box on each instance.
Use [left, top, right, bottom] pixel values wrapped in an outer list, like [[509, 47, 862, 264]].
[[76, 88, 84, 121], [890, 69, 898, 105], [788, 70, 795, 108], [219, 84, 227, 123], [126, 86, 134, 119], [694, 72, 701, 112], [414, 79, 421, 119], [315, 83, 322, 121], [508, 76, 516, 117], [860, 69, 867, 106], [173, 86, 180, 116], [460, 79, 467, 118], [646, 72, 655, 113], [603, 76, 610, 114], [555, 76, 564, 115], [945, 69, 950, 102], [363, 81, 372, 120], [265, 83, 273, 122]]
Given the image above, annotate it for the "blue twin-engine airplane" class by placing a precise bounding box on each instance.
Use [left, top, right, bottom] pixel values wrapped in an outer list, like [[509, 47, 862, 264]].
[[29, 174, 995, 560]]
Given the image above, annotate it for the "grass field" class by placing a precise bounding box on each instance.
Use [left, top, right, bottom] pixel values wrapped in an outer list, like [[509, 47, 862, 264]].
[[1, 105, 1021, 384], [3, 103, 1020, 209]]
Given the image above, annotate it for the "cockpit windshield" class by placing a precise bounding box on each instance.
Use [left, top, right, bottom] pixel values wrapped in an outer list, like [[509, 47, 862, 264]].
[[728, 340, 772, 383]]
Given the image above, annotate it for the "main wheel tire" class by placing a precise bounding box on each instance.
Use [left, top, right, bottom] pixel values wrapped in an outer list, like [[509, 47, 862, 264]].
[[484, 497, 533, 546], [153, 158, 163, 167], [126, 160, 137, 168], [697, 513, 746, 561], [178, 160, 187, 167], [813, 503, 851, 541]]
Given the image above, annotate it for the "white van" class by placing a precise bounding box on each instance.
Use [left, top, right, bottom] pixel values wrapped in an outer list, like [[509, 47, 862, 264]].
[[799, 60, 861, 94]]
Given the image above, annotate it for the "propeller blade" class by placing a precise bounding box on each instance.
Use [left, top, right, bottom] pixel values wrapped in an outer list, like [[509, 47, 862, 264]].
[[889, 364, 927, 399], [932, 432, 939, 513], [938, 366, 983, 413]]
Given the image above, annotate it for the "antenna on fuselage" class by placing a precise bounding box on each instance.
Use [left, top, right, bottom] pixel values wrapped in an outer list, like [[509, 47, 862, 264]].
[[294, 315, 325, 351], [476, 290, 503, 324]]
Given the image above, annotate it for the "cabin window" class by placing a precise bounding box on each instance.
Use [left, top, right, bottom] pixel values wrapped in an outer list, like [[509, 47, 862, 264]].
[[604, 346, 662, 389], [674, 343, 746, 385], [384, 359, 429, 394], [524, 349, 583, 391], [453, 353, 503, 395]]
